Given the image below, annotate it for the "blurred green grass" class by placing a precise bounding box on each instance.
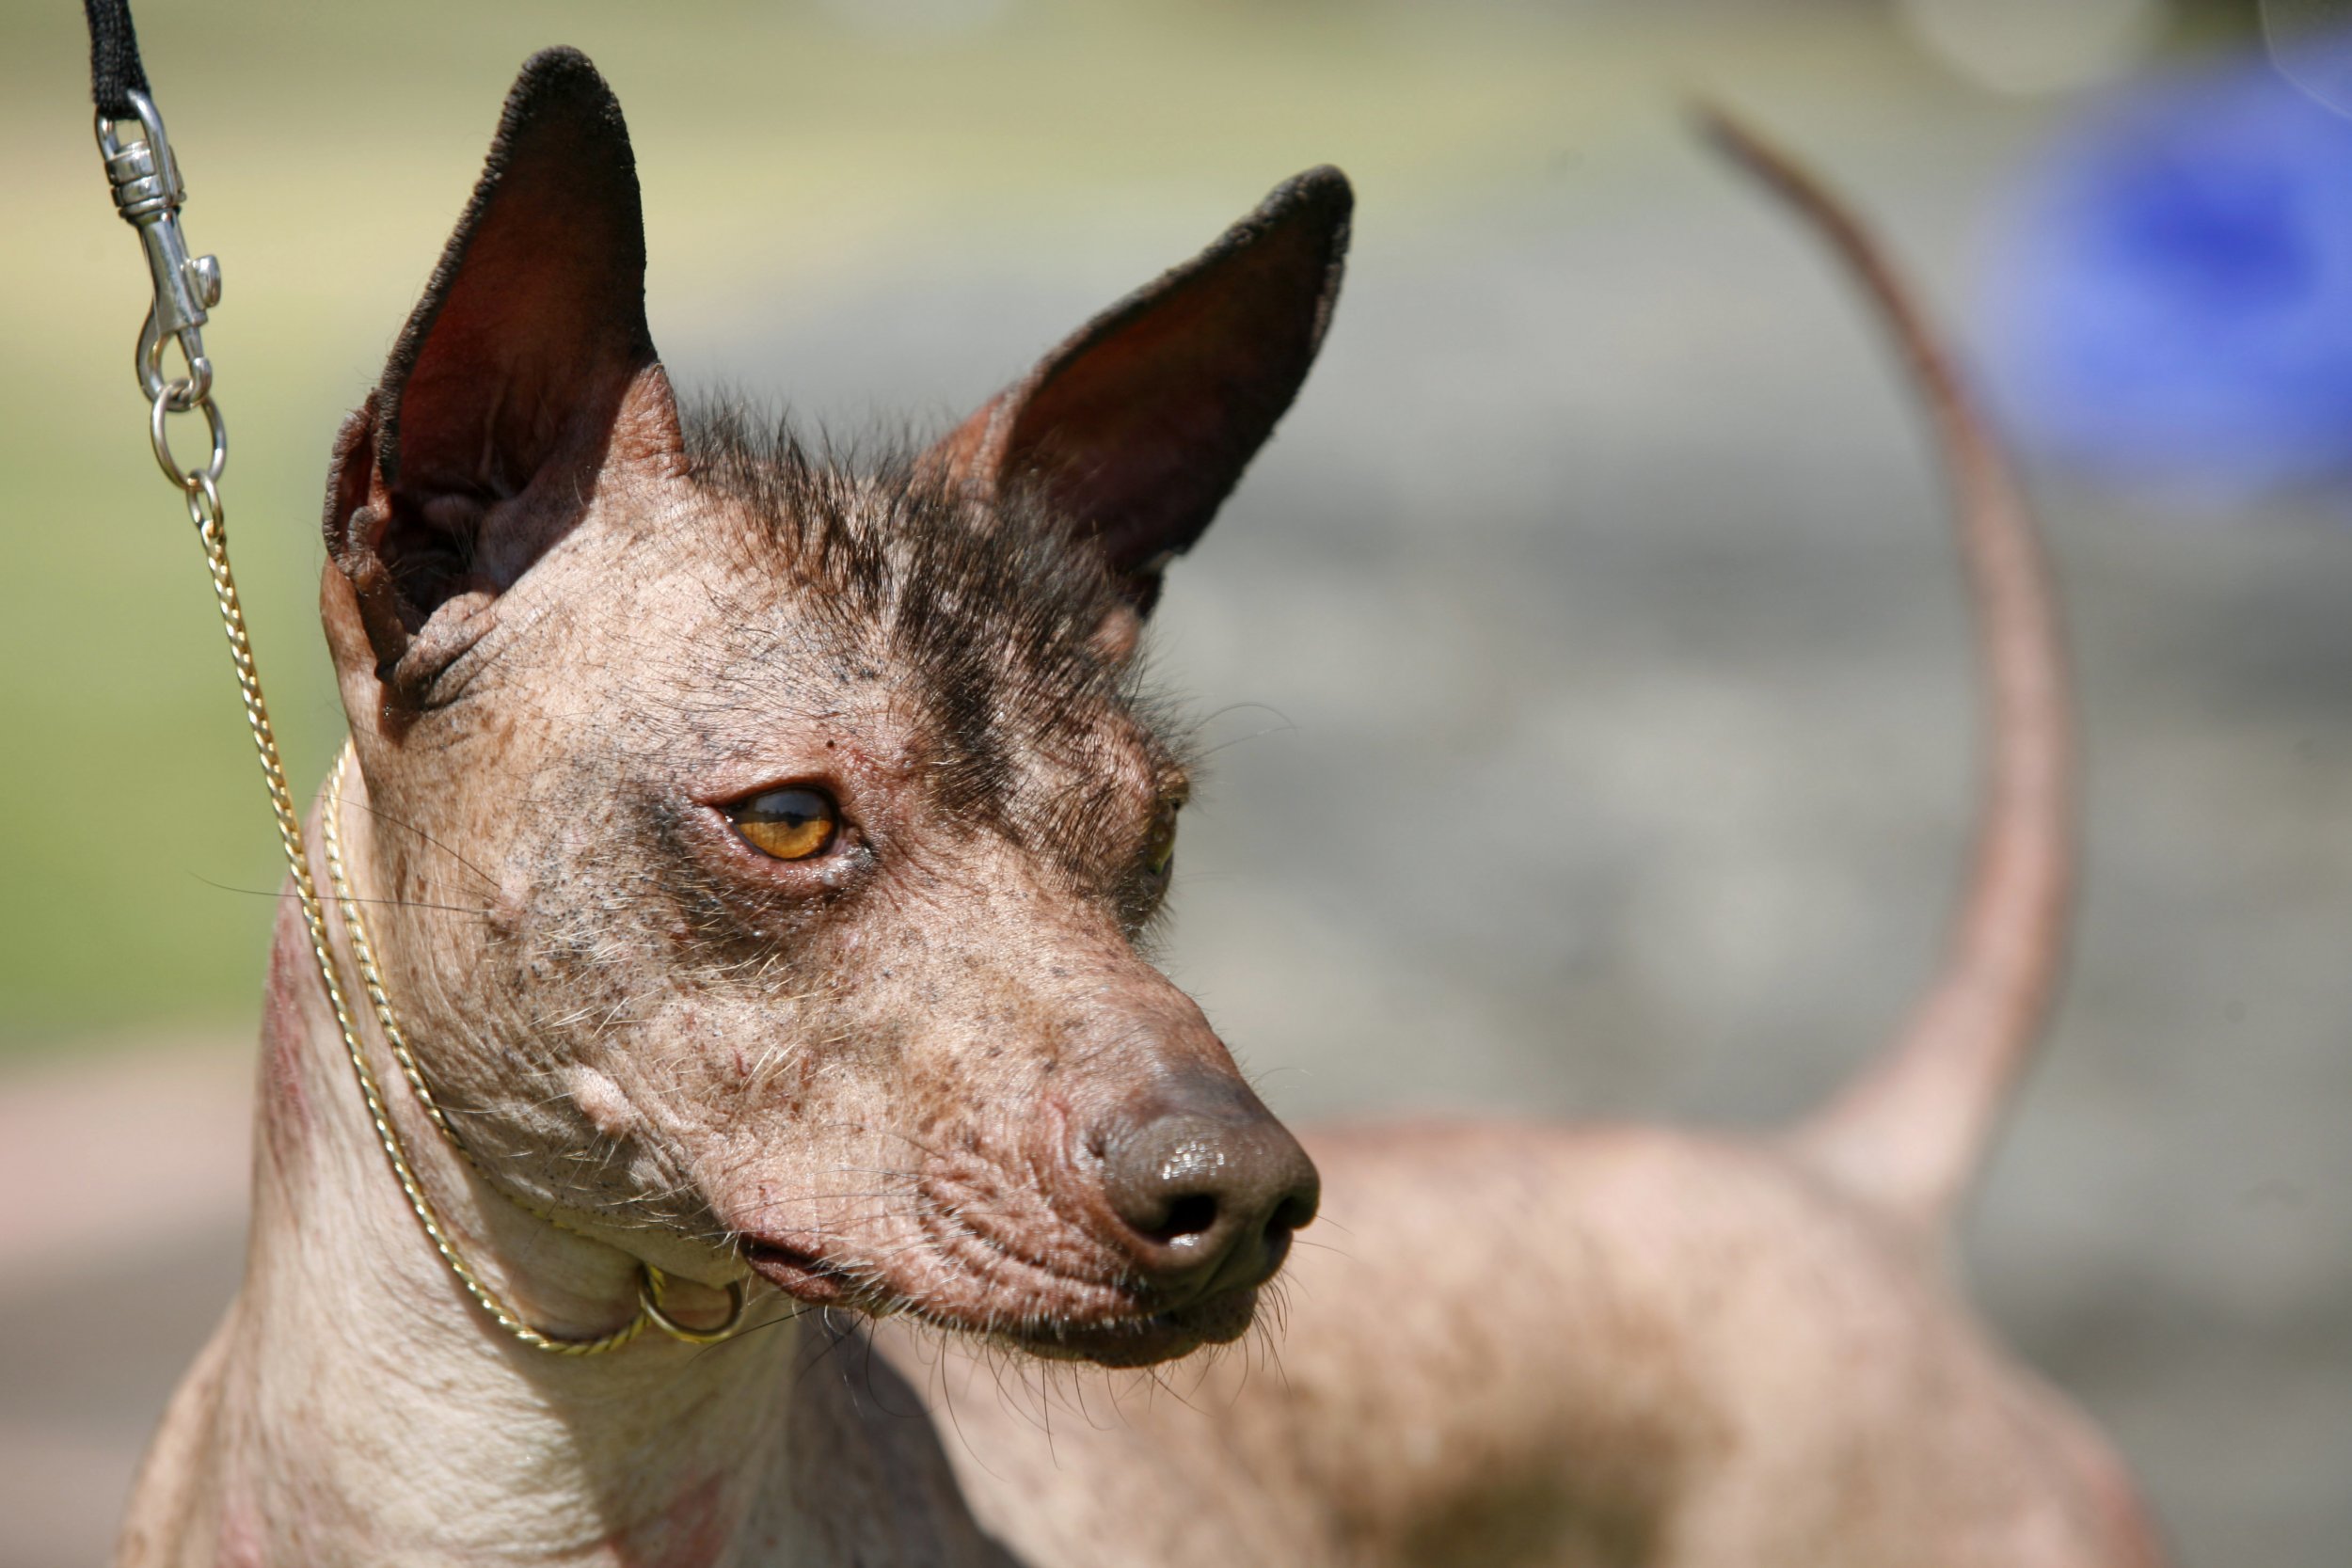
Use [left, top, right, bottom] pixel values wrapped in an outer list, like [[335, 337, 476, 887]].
[[0, 0, 1922, 1050]]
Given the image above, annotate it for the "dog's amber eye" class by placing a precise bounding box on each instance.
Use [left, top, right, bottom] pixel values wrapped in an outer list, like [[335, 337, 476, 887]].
[[728, 786, 838, 861], [1144, 807, 1179, 880]]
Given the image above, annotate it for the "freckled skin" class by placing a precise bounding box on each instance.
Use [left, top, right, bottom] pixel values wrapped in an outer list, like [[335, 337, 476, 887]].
[[334, 437, 1226, 1337]]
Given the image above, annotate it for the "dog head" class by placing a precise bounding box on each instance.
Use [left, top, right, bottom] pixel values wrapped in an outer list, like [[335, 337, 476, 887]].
[[316, 49, 1347, 1366]]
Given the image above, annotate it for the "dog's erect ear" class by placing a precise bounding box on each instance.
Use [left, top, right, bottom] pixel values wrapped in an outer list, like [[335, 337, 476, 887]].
[[323, 47, 679, 696], [924, 166, 1351, 615]]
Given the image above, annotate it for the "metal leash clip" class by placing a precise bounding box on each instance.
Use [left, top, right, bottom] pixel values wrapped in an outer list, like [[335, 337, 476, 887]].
[[95, 87, 224, 457]]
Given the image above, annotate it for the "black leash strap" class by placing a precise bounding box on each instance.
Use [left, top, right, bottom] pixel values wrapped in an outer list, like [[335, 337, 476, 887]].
[[84, 0, 151, 119], [85, 0, 222, 417]]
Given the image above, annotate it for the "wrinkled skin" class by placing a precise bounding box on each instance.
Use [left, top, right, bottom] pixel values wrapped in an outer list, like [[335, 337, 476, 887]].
[[325, 387, 1277, 1361], [118, 49, 2165, 1568]]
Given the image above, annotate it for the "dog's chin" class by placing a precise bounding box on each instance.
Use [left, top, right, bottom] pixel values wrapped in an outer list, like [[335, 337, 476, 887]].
[[988, 1285, 1263, 1369], [742, 1237, 1261, 1367]]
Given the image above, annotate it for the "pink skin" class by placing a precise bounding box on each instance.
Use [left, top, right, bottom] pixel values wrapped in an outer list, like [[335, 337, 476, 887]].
[[256, 920, 313, 1172]]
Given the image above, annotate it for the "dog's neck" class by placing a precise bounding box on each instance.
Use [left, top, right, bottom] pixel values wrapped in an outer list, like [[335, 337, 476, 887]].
[[218, 774, 808, 1562]]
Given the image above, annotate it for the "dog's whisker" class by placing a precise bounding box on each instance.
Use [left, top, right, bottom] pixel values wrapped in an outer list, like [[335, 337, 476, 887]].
[[191, 874, 493, 919], [345, 799, 503, 890]]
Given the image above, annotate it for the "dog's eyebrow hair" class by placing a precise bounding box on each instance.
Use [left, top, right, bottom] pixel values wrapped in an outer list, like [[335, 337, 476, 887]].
[[674, 398, 1197, 874]]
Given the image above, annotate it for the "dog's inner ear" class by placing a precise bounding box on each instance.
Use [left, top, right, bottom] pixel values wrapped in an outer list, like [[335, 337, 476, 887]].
[[923, 166, 1351, 618], [325, 48, 679, 693]]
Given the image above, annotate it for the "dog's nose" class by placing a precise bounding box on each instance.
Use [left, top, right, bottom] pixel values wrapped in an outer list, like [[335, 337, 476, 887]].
[[1097, 1074, 1319, 1299]]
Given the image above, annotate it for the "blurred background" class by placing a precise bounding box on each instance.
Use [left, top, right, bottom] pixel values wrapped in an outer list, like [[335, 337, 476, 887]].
[[3, 0, 2346, 1561]]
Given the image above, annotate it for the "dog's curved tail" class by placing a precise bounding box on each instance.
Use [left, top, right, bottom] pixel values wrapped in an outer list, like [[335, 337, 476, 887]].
[[1700, 108, 2074, 1228]]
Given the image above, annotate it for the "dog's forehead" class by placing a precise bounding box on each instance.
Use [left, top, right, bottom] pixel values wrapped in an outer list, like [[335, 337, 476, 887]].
[[549, 416, 1187, 827]]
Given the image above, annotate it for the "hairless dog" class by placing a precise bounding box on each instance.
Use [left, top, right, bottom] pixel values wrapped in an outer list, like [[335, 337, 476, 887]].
[[118, 51, 2163, 1567]]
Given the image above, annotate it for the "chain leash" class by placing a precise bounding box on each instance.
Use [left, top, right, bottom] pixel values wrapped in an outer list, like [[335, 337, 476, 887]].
[[91, 68, 743, 1356]]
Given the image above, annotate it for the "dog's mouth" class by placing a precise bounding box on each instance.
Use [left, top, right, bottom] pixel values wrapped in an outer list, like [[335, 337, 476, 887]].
[[741, 1237, 854, 1304], [727, 1113, 1301, 1370], [738, 1228, 1263, 1368], [977, 1285, 1262, 1367]]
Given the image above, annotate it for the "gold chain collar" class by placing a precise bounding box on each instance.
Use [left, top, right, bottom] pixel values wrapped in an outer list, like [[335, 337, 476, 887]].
[[94, 39, 745, 1357]]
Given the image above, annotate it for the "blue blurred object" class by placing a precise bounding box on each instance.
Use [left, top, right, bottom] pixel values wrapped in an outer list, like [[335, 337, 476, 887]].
[[1980, 41, 2352, 502]]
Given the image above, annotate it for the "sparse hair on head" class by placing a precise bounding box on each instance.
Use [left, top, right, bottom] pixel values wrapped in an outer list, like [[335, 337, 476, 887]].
[[680, 396, 1197, 896]]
